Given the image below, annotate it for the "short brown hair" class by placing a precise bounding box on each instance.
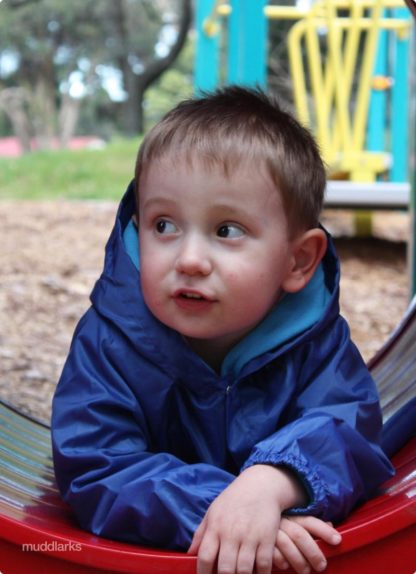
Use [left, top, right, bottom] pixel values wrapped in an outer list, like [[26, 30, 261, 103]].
[[135, 86, 326, 234]]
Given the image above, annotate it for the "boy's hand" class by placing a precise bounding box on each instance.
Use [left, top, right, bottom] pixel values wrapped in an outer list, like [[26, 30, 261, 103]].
[[273, 516, 342, 573], [188, 464, 306, 574]]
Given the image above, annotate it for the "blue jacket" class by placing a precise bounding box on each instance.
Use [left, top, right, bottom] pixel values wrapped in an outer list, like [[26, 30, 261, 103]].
[[51, 183, 394, 550]]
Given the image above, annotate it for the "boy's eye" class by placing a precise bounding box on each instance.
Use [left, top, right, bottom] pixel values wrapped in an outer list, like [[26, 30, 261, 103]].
[[155, 219, 177, 234], [217, 224, 244, 239]]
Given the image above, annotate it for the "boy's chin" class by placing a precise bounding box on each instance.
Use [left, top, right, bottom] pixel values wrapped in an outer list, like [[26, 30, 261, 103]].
[[184, 328, 250, 350]]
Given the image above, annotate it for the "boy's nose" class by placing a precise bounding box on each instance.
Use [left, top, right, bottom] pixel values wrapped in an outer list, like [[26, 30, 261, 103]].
[[175, 236, 213, 276]]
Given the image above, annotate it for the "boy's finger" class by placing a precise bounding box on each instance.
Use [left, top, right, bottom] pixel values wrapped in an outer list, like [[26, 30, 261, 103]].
[[235, 542, 257, 574], [188, 519, 206, 555], [196, 533, 220, 574], [285, 516, 342, 546], [217, 540, 238, 574], [273, 546, 290, 570], [254, 541, 274, 574], [275, 529, 310, 574], [279, 520, 330, 572]]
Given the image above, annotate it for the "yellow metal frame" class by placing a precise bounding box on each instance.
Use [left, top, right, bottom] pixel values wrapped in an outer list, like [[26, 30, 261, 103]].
[[208, 0, 411, 183], [286, 0, 410, 181]]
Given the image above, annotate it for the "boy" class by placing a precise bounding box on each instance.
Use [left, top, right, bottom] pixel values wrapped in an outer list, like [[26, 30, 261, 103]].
[[52, 86, 394, 574]]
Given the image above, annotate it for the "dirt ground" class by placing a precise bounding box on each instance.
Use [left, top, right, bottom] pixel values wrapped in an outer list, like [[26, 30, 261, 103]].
[[0, 202, 410, 424]]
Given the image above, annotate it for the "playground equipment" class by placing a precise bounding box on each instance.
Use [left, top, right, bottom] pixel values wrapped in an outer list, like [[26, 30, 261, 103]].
[[195, 1, 413, 208], [1, 294, 415, 573]]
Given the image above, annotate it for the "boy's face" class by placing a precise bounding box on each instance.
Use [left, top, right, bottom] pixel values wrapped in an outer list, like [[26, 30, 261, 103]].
[[138, 157, 298, 361]]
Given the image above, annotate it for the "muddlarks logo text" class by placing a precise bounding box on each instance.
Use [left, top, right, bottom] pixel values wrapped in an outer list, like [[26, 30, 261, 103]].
[[22, 540, 82, 552]]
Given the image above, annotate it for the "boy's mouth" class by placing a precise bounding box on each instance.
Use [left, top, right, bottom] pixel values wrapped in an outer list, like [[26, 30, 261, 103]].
[[173, 289, 216, 310], [180, 292, 204, 300], [174, 289, 214, 301]]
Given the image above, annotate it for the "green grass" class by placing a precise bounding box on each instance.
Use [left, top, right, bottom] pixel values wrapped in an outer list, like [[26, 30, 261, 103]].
[[0, 137, 142, 200]]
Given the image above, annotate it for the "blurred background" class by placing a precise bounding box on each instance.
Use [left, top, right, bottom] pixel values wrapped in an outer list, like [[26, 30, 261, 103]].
[[0, 0, 414, 421], [0, 0, 194, 198]]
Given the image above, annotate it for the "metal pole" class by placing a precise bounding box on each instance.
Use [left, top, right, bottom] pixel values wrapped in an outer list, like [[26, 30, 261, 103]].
[[409, 20, 416, 296], [391, 7, 411, 182]]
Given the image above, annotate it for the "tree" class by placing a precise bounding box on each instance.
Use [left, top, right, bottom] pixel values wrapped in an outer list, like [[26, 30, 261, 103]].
[[111, 0, 192, 134], [0, 0, 106, 149], [144, 34, 194, 130], [0, 0, 192, 151]]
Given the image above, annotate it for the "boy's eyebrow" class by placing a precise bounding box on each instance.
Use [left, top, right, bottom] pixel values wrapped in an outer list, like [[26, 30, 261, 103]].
[[141, 197, 258, 222], [141, 196, 249, 212], [209, 202, 251, 219], [141, 196, 177, 210]]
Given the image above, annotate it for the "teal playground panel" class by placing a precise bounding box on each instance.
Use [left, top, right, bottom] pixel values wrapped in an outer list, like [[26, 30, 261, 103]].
[[227, 0, 268, 87], [195, 0, 268, 90], [367, 6, 411, 183]]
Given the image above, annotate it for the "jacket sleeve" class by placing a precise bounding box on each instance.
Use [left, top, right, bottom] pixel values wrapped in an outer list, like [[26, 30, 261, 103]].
[[51, 310, 234, 550], [241, 315, 395, 523]]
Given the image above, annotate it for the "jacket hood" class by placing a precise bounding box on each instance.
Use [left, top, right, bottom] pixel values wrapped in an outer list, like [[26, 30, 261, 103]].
[[91, 181, 342, 382]]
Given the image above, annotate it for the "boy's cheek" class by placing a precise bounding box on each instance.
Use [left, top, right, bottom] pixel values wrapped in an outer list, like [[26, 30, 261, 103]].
[[139, 266, 154, 302], [140, 277, 159, 316], [140, 267, 155, 293], [141, 256, 166, 286]]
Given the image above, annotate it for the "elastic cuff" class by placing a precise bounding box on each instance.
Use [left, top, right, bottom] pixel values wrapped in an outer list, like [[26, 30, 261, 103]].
[[241, 452, 329, 517]]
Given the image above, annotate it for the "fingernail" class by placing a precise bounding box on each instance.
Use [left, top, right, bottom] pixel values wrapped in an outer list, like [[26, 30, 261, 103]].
[[317, 560, 327, 571], [332, 533, 342, 544]]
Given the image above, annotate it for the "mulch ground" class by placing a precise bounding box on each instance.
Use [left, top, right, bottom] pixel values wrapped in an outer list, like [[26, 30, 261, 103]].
[[0, 202, 410, 423]]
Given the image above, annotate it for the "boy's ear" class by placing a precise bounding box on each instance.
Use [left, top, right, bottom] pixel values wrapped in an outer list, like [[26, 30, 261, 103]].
[[282, 228, 328, 293]]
